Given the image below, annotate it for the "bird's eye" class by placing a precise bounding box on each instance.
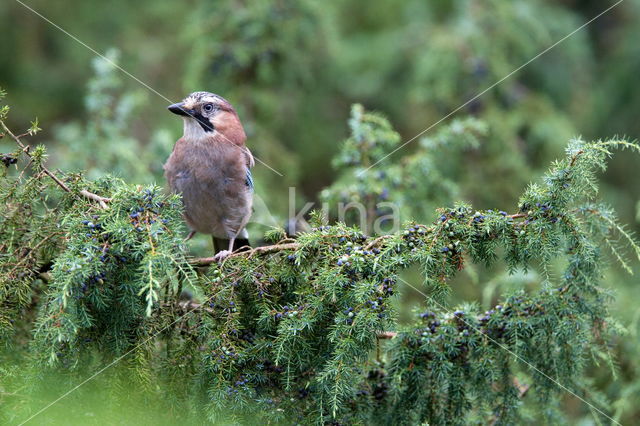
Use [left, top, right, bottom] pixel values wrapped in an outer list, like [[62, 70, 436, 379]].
[[203, 103, 214, 113]]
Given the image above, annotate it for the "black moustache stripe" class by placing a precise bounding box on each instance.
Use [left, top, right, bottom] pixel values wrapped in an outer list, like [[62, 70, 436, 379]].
[[193, 112, 214, 132]]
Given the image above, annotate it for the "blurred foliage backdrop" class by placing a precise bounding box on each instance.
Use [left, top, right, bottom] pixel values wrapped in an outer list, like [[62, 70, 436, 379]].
[[1, 0, 639, 423]]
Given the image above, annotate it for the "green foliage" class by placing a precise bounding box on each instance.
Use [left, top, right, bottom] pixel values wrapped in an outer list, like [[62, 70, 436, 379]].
[[321, 104, 487, 231], [2, 96, 639, 424], [51, 50, 172, 183], [30, 182, 194, 363]]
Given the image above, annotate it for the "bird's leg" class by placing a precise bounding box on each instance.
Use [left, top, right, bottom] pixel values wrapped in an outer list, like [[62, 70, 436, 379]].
[[213, 237, 235, 262], [185, 230, 196, 241]]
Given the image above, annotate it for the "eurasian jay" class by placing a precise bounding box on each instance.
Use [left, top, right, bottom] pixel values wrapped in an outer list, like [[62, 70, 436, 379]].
[[164, 91, 254, 261]]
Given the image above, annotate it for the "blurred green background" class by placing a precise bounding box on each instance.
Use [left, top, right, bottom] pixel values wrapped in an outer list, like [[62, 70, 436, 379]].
[[1, 0, 639, 423]]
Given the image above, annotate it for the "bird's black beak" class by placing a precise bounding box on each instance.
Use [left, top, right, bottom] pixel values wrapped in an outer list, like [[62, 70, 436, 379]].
[[167, 102, 194, 117]]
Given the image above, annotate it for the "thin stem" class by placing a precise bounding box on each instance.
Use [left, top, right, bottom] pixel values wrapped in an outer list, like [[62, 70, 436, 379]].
[[191, 242, 300, 266]]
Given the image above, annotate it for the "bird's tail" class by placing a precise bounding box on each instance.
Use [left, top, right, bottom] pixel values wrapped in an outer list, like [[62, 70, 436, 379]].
[[213, 237, 251, 254]]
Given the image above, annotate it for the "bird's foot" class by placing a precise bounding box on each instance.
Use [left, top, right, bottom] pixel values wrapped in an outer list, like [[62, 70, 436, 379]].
[[185, 230, 196, 241], [213, 250, 232, 262]]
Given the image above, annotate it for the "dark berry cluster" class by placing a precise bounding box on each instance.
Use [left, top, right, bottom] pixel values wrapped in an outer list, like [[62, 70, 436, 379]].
[[234, 375, 249, 387], [503, 296, 547, 318], [366, 369, 388, 401], [419, 311, 435, 319], [256, 359, 285, 386], [366, 297, 387, 319], [213, 345, 239, 362], [418, 311, 441, 335], [229, 328, 256, 345], [225, 386, 239, 395], [129, 206, 146, 232], [518, 201, 560, 224], [479, 304, 506, 338], [435, 215, 465, 258], [343, 307, 356, 325], [141, 188, 162, 208], [355, 389, 369, 397], [452, 310, 471, 336], [535, 202, 558, 223], [74, 271, 106, 298], [207, 298, 237, 314], [297, 387, 310, 399], [260, 359, 284, 374], [274, 303, 308, 320], [80, 217, 124, 263], [80, 214, 140, 267], [380, 277, 395, 296], [440, 206, 469, 223], [337, 233, 367, 245], [472, 211, 485, 223], [81, 217, 104, 238], [402, 225, 426, 249], [1, 153, 18, 167], [440, 245, 457, 255], [128, 189, 168, 232]]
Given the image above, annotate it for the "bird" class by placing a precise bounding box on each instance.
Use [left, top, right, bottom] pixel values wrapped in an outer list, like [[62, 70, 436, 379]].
[[164, 91, 254, 261]]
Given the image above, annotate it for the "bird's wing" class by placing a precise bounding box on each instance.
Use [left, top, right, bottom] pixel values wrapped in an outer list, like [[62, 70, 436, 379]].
[[244, 146, 255, 169], [245, 168, 254, 190], [243, 147, 255, 190]]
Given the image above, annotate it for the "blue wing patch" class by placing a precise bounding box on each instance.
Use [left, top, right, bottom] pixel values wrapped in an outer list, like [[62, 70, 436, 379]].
[[245, 168, 254, 191]]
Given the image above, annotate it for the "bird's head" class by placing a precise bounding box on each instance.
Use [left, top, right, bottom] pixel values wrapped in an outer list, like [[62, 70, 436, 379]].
[[168, 91, 246, 145]]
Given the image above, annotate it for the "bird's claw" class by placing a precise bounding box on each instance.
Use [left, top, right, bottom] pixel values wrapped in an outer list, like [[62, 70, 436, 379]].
[[213, 250, 232, 262]]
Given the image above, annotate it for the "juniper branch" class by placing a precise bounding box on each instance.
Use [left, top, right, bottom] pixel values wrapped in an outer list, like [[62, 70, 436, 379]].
[[188, 208, 539, 266], [0, 120, 111, 208], [190, 242, 300, 266]]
